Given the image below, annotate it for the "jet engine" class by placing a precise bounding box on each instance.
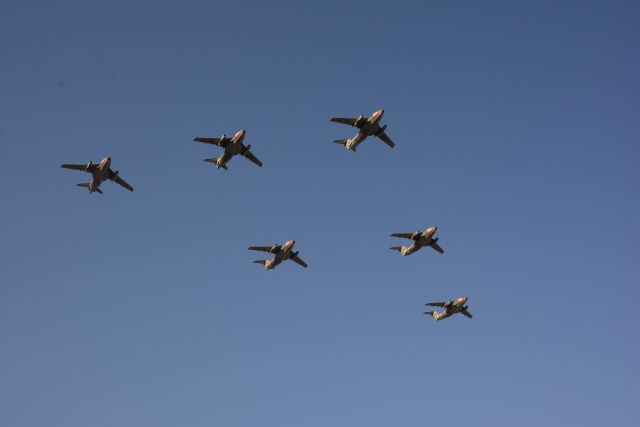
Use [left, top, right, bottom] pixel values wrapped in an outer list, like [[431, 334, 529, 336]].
[[271, 245, 279, 253], [290, 251, 299, 257], [411, 231, 422, 240], [354, 114, 365, 127], [113, 170, 119, 179], [85, 161, 93, 171], [221, 134, 226, 140], [375, 124, 387, 136], [242, 144, 251, 154]]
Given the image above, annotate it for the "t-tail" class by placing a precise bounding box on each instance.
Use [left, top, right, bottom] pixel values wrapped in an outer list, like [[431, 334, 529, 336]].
[[253, 260, 268, 269], [390, 246, 405, 255], [203, 158, 227, 170], [77, 183, 102, 194], [333, 139, 353, 150]]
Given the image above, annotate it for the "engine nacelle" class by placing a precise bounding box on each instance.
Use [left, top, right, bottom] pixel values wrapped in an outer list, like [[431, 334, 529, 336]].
[[375, 124, 387, 136], [113, 170, 119, 178], [271, 245, 278, 253], [354, 114, 365, 127], [86, 161, 92, 171], [412, 231, 422, 240], [221, 134, 226, 140], [243, 144, 251, 154], [291, 251, 299, 257]]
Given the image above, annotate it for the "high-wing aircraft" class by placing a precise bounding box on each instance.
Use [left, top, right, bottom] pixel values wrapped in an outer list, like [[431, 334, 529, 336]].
[[248, 240, 308, 270], [390, 226, 444, 256], [423, 297, 472, 321], [60, 156, 134, 194], [193, 129, 262, 170], [330, 109, 395, 151]]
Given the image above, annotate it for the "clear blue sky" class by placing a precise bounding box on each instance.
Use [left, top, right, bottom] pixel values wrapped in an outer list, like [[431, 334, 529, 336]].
[[1, 1, 639, 426]]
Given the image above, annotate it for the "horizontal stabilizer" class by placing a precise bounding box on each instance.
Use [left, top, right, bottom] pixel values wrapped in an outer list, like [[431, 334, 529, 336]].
[[253, 260, 267, 265], [76, 183, 90, 188], [333, 139, 348, 145], [203, 158, 227, 170], [389, 246, 403, 252]]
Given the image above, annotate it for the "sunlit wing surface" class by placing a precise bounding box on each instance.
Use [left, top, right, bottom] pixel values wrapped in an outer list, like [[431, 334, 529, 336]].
[[291, 254, 308, 268], [390, 232, 414, 239], [425, 301, 447, 307], [193, 137, 231, 148], [109, 170, 134, 192], [248, 245, 279, 253], [242, 148, 263, 167], [462, 309, 473, 319], [61, 163, 96, 173], [377, 131, 395, 148], [430, 242, 445, 254], [330, 117, 358, 127]]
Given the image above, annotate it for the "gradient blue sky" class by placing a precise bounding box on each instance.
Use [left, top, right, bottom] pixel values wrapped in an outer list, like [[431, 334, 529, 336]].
[[1, 1, 639, 426]]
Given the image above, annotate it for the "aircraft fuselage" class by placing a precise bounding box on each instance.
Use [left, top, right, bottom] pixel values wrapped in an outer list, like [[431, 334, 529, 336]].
[[264, 240, 296, 270], [345, 109, 386, 151], [216, 130, 247, 169], [399, 227, 438, 256], [88, 156, 112, 192], [432, 297, 468, 321]]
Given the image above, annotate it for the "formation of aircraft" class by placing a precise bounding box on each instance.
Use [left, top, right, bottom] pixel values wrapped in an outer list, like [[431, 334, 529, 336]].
[[423, 297, 472, 321], [60, 156, 134, 194], [193, 129, 263, 170], [390, 226, 444, 256], [60, 109, 472, 323], [330, 109, 395, 151], [248, 240, 308, 270]]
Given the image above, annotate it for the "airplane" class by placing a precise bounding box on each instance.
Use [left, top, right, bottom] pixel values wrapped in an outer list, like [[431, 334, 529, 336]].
[[60, 156, 134, 194], [193, 129, 263, 170], [423, 297, 472, 321], [330, 109, 395, 151], [390, 226, 444, 256], [248, 240, 308, 270]]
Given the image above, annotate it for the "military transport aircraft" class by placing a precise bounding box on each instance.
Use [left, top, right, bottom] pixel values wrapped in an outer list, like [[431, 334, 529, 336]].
[[423, 297, 472, 321], [248, 240, 308, 270], [330, 109, 395, 151], [389, 226, 444, 256], [193, 129, 262, 170], [60, 156, 134, 194]]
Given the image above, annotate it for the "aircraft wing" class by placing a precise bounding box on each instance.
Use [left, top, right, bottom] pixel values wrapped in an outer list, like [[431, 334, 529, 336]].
[[330, 117, 359, 127], [376, 130, 395, 148], [61, 163, 97, 173], [242, 148, 263, 167], [193, 137, 231, 148], [430, 241, 445, 254], [290, 254, 308, 268], [461, 309, 473, 319], [109, 170, 134, 192], [390, 232, 414, 239], [248, 245, 279, 254], [425, 301, 447, 307]]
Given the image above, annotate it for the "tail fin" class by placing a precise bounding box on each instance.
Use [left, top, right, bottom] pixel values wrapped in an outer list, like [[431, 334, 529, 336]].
[[77, 183, 102, 194], [203, 158, 227, 170], [333, 139, 349, 146]]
